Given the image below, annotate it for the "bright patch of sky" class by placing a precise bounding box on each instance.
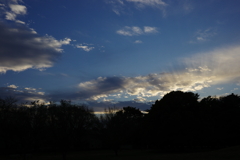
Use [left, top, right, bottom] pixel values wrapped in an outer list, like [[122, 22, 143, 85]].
[[1, 0, 240, 111]]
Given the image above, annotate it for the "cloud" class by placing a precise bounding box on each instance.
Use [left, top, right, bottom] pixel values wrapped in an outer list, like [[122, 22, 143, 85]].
[[8, 84, 18, 89], [105, 0, 125, 15], [0, 22, 71, 73], [144, 26, 158, 33], [117, 26, 142, 36], [0, 85, 47, 103], [182, 0, 194, 13], [117, 26, 158, 36], [133, 97, 147, 102], [231, 88, 238, 92], [5, 44, 240, 110], [126, 0, 167, 8], [4, 44, 240, 111], [190, 28, 217, 43], [76, 44, 95, 52], [74, 72, 210, 102], [183, 45, 240, 84], [106, 0, 167, 15], [134, 40, 142, 43], [1, 0, 27, 24], [9, 4, 27, 15], [58, 45, 240, 103]]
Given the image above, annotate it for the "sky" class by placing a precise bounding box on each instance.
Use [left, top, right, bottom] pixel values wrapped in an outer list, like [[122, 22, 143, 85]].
[[1, 0, 240, 112]]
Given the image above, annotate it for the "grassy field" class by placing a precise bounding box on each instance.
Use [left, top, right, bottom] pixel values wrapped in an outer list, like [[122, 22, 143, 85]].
[[1, 146, 240, 160]]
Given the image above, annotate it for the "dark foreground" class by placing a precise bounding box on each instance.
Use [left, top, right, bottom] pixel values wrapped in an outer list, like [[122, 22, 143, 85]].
[[1, 146, 240, 160]]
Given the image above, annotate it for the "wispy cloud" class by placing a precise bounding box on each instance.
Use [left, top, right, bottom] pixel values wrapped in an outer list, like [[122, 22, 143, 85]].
[[76, 44, 95, 52], [190, 28, 217, 43], [105, 0, 125, 15], [117, 26, 158, 36], [231, 88, 238, 92], [134, 40, 142, 43], [106, 0, 167, 15], [183, 1, 194, 13], [126, 0, 167, 8]]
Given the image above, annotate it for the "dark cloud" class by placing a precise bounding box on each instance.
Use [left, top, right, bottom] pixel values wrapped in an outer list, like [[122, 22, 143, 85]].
[[0, 22, 71, 73], [94, 77, 125, 91]]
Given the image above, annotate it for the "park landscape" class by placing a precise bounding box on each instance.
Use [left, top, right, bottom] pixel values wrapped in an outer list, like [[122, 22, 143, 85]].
[[1, 0, 240, 159]]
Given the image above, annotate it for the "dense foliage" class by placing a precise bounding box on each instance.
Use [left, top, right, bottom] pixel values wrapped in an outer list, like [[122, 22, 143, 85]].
[[1, 91, 240, 158]]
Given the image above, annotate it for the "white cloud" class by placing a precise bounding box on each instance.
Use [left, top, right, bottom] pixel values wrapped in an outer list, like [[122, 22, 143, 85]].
[[183, 45, 240, 84], [117, 26, 158, 36], [144, 26, 158, 33], [9, 4, 26, 15], [15, 20, 25, 24], [8, 84, 18, 89], [25, 87, 36, 91], [1, 1, 27, 23], [5, 12, 16, 20], [76, 44, 95, 52], [37, 92, 45, 95], [117, 26, 142, 36]]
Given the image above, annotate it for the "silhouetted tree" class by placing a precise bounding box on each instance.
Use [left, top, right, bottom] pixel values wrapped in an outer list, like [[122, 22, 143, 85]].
[[146, 91, 200, 149], [47, 100, 97, 160], [199, 94, 240, 147], [103, 106, 143, 156]]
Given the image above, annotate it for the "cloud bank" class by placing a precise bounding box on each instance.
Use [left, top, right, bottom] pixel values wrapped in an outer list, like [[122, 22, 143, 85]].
[[72, 45, 240, 102]]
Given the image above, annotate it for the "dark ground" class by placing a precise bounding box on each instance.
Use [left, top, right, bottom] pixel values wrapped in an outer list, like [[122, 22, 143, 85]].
[[1, 146, 240, 160]]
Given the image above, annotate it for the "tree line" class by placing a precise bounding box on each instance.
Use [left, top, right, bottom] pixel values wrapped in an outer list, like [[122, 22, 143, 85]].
[[0, 91, 240, 159]]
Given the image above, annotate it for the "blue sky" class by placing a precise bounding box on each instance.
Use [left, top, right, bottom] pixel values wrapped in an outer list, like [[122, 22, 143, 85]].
[[1, 0, 240, 112]]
